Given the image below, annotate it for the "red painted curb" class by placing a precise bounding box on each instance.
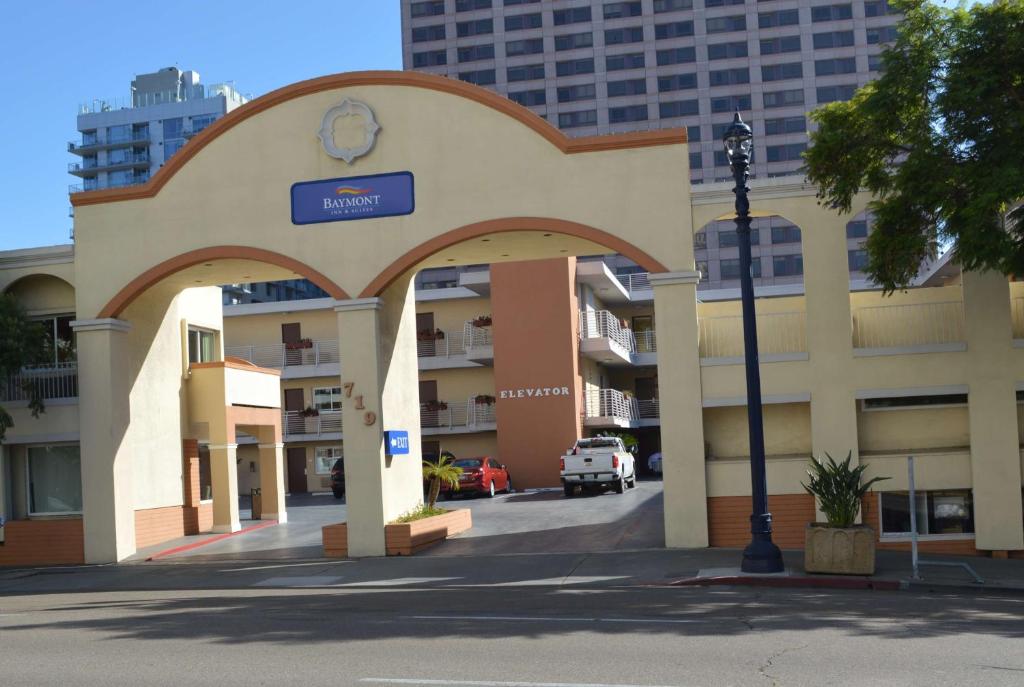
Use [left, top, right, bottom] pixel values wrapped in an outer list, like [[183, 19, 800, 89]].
[[145, 520, 278, 561], [668, 575, 901, 591]]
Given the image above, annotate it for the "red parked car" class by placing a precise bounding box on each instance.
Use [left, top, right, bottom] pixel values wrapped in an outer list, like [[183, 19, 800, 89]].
[[444, 456, 512, 498]]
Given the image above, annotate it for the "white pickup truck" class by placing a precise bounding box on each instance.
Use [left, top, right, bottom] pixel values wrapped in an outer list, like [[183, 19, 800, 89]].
[[560, 437, 637, 496]]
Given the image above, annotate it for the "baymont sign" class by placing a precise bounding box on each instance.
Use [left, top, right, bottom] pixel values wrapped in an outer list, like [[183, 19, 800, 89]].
[[500, 386, 572, 400], [291, 171, 414, 225]]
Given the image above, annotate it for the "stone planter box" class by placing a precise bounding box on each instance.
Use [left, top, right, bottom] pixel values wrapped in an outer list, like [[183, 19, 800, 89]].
[[804, 524, 876, 575], [322, 508, 472, 558]]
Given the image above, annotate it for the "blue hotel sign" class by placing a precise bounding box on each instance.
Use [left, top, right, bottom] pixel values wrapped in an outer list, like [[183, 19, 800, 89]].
[[384, 430, 410, 456], [291, 171, 414, 225]]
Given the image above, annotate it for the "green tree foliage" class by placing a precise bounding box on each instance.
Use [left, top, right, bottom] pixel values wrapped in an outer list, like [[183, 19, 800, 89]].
[[422, 451, 462, 508], [0, 293, 47, 442], [804, 0, 1024, 291]]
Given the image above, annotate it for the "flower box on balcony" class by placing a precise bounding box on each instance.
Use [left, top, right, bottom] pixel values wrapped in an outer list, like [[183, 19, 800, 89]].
[[285, 339, 313, 351], [424, 400, 448, 411], [417, 329, 445, 341], [301, 406, 320, 417], [472, 315, 492, 327], [474, 395, 496, 405], [322, 509, 472, 558]]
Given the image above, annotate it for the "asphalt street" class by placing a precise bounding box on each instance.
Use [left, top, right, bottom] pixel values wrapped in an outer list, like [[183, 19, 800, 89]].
[[2, 582, 1024, 686]]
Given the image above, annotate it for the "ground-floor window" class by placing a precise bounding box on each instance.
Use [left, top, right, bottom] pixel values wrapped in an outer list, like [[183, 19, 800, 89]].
[[198, 445, 213, 501], [879, 489, 975, 537], [314, 446, 343, 475], [27, 444, 82, 515]]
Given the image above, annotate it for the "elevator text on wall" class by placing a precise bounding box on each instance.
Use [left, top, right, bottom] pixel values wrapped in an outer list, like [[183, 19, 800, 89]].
[[499, 386, 572, 400]]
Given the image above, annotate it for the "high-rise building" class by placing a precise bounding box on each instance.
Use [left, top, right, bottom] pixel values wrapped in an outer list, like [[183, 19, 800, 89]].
[[68, 67, 248, 194]]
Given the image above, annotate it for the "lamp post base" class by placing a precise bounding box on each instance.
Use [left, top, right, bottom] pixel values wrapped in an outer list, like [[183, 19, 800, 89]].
[[741, 537, 785, 574]]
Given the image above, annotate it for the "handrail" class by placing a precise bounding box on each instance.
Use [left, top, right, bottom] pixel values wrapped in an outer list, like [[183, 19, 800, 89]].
[[699, 311, 806, 358], [281, 409, 342, 437], [1, 362, 79, 402], [582, 388, 637, 421], [851, 301, 965, 349], [579, 310, 637, 353], [225, 339, 340, 369]]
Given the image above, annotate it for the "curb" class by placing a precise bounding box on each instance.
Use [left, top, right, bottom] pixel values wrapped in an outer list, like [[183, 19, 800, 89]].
[[145, 520, 277, 561], [668, 575, 901, 591]]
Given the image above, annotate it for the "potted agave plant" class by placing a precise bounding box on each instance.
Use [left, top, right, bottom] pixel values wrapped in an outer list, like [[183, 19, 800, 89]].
[[802, 452, 888, 575]]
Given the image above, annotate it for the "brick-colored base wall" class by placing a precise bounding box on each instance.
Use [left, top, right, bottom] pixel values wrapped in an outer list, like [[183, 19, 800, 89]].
[[183, 503, 214, 536], [0, 519, 85, 567], [861, 495, 982, 556], [134, 506, 188, 550], [708, 494, 816, 549]]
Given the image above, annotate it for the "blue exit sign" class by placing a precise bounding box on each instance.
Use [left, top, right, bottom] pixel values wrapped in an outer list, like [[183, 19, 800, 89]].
[[384, 430, 410, 456]]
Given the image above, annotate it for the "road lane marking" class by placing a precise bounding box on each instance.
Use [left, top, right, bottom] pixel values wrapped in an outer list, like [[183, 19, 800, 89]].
[[406, 614, 705, 624], [361, 679, 681, 687], [224, 561, 352, 572], [253, 576, 343, 587]]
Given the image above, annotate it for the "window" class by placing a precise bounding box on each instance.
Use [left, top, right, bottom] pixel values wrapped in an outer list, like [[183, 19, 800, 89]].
[[658, 73, 698, 92], [456, 0, 492, 9], [817, 84, 857, 103], [661, 99, 700, 118], [604, 1, 642, 18], [689, 152, 703, 169], [457, 18, 493, 37], [764, 115, 806, 135], [188, 327, 216, 364], [553, 7, 592, 25], [27, 444, 82, 515], [655, 21, 694, 39], [554, 32, 593, 51], [657, 46, 696, 65], [459, 69, 496, 85], [507, 63, 545, 81], [506, 38, 544, 55], [811, 4, 853, 22], [504, 0, 539, 5], [705, 0, 745, 6], [868, 25, 899, 44], [815, 57, 857, 76], [868, 53, 885, 72], [557, 57, 594, 76], [848, 249, 869, 271], [760, 35, 801, 54], [813, 30, 855, 48], [721, 258, 763, 280], [606, 52, 645, 71], [846, 219, 868, 238], [773, 254, 804, 276], [694, 232, 708, 251], [412, 24, 446, 42], [863, 394, 967, 409], [314, 446, 343, 475], [655, 0, 692, 11], [771, 224, 802, 244], [411, 1, 445, 17], [865, 0, 893, 17], [719, 229, 761, 247], [458, 44, 495, 62], [605, 26, 645, 45], [510, 89, 547, 106], [607, 78, 647, 97], [761, 62, 803, 81], [696, 260, 709, 277], [108, 124, 131, 143], [559, 110, 598, 128], [763, 88, 804, 109], [708, 41, 748, 60], [766, 142, 806, 162], [609, 104, 649, 124], [709, 68, 750, 87], [880, 490, 975, 537], [687, 125, 701, 141], [162, 118, 183, 140], [759, 9, 799, 28], [413, 49, 447, 67], [505, 12, 542, 30], [313, 386, 343, 411], [164, 139, 184, 161], [711, 94, 751, 113], [190, 115, 215, 133], [557, 83, 596, 103], [706, 15, 746, 34], [712, 121, 733, 139]]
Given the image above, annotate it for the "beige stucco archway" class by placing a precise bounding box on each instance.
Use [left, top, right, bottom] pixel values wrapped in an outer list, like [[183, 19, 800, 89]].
[[69, 70, 707, 563]]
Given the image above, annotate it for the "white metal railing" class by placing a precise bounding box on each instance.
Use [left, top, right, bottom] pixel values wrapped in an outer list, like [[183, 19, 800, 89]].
[[463, 322, 493, 349], [417, 329, 465, 358], [636, 398, 660, 419], [281, 409, 342, 437], [699, 312, 807, 359], [1, 362, 78, 402], [420, 397, 496, 430], [226, 339, 339, 369], [580, 310, 637, 354], [1012, 298, 1024, 339], [851, 301, 965, 349], [615, 272, 652, 296], [634, 329, 657, 353], [582, 388, 638, 421]]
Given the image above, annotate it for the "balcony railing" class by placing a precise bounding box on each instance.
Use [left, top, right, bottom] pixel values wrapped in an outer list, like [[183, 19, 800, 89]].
[[636, 398, 660, 419], [699, 312, 806, 359], [0, 362, 78, 402], [68, 152, 150, 173], [580, 310, 636, 353], [69, 175, 149, 194], [420, 398, 497, 430], [67, 130, 150, 154], [1012, 298, 1024, 339], [463, 322, 493, 348], [582, 388, 637, 422], [615, 272, 652, 296], [851, 301, 965, 350], [282, 409, 342, 437], [635, 329, 657, 354], [225, 340, 339, 370], [417, 329, 465, 358]]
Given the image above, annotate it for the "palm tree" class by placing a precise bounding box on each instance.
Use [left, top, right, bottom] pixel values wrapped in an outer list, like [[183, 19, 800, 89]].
[[423, 451, 462, 508]]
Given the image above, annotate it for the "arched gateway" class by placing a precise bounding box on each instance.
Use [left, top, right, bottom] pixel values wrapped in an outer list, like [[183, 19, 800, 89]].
[[70, 71, 706, 562]]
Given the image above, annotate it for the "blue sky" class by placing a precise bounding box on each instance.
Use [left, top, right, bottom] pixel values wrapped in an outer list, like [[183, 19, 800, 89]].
[[0, 1, 401, 250]]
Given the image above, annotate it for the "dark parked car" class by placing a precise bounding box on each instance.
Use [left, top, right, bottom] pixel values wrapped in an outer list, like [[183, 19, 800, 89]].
[[331, 458, 345, 499], [446, 457, 512, 498]]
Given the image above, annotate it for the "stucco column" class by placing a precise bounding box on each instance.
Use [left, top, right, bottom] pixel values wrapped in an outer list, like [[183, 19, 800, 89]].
[[651, 271, 709, 548], [210, 443, 240, 533], [335, 274, 423, 557], [962, 271, 1024, 551], [257, 429, 287, 523], [799, 210, 860, 492], [73, 318, 136, 563]]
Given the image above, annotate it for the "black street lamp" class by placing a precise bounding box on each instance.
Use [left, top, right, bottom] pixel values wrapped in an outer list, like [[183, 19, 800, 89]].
[[722, 111, 785, 574]]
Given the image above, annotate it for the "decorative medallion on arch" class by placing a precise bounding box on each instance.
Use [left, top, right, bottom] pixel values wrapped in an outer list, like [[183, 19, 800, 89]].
[[317, 98, 380, 164]]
